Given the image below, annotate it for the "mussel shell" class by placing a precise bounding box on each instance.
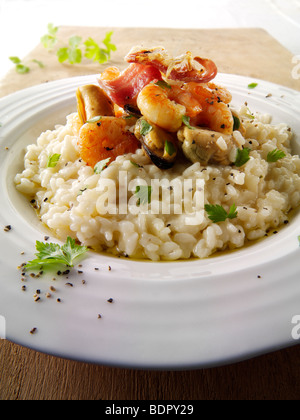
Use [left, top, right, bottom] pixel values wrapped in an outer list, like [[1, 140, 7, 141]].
[[141, 141, 175, 170]]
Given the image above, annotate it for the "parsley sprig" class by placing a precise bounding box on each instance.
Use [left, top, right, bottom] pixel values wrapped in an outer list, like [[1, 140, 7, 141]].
[[267, 148, 286, 163], [234, 148, 251, 167], [9, 56, 44, 74], [205, 203, 238, 223], [25, 237, 87, 269], [135, 185, 152, 206]]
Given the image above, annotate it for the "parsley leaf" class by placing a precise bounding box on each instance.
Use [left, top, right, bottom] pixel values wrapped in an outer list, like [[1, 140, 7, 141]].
[[84, 37, 111, 64], [84, 32, 116, 64], [25, 236, 87, 269], [140, 119, 153, 136], [94, 158, 111, 174], [41, 23, 59, 49], [57, 36, 82, 64], [86, 116, 102, 124], [267, 149, 286, 163], [154, 80, 171, 90], [205, 203, 238, 223], [164, 140, 176, 156], [248, 83, 258, 89], [47, 153, 61, 168], [233, 115, 241, 131], [9, 57, 30, 74], [135, 185, 152, 206], [234, 148, 251, 167], [32, 59, 45, 68], [182, 115, 195, 129]]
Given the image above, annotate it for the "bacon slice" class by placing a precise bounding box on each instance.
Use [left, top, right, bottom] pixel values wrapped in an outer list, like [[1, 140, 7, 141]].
[[125, 47, 217, 84], [97, 63, 162, 108]]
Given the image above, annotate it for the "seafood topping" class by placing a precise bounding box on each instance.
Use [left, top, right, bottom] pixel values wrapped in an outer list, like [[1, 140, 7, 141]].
[[134, 117, 177, 169], [97, 63, 162, 108], [75, 47, 246, 169], [125, 46, 218, 84]]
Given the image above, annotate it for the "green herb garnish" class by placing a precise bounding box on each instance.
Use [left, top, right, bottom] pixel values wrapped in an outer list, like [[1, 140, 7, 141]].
[[47, 153, 61, 168], [140, 119, 153, 136], [25, 236, 87, 269], [233, 115, 241, 131], [205, 203, 238, 223], [234, 148, 251, 167], [9, 57, 30, 74], [135, 185, 152, 206], [57, 35, 82, 64], [94, 158, 111, 174], [248, 83, 258, 89], [86, 116, 102, 124], [41, 23, 59, 49], [130, 160, 142, 168], [182, 115, 195, 129], [84, 32, 116, 64], [267, 149, 286, 163], [154, 80, 171, 90], [49, 26, 116, 65], [164, 140, 176, 156]]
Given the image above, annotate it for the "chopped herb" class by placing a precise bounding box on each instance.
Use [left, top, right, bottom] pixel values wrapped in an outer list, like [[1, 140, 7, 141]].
[[78, 186, 88, 196], [182, 115, 195, 129], [267, 148, 286, 163], [205, 203, 238, 223], [94, 158, 111, 174], [164, 140, 176, 156], [154, 80, 171, 89], [244, 107, 255, 120], [234, 148, 251, 167], [140, 119, 153, 136], [248, 83, 258, 89], [130, 160, 142, 168], [135, 185, 152, 206], [25, 236, 87, 269], [47, 153, 61, 168], [86, 116, 102, 124], [233, 115, 241, 131]]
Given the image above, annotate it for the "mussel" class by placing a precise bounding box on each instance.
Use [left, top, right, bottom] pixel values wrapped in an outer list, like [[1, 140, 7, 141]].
[[177, 126, 241, 166], [134, 118, 177, 169], [76, 84, 115, 124]]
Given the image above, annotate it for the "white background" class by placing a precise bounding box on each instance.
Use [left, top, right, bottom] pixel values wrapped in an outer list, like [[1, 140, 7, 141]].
[[0, 0, 299, 79]]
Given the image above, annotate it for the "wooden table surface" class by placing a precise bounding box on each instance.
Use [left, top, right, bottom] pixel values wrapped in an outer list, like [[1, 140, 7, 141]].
[[0, 27, 299, 400]]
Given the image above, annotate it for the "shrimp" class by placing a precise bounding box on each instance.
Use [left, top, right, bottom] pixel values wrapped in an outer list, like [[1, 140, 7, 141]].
[[184, 82, 234, 134], [78, 117, 140, 168], [137, 83, 189, 132]]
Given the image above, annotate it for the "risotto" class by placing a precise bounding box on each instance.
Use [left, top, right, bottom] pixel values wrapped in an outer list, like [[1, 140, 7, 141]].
[[14, 47, 300, 261]]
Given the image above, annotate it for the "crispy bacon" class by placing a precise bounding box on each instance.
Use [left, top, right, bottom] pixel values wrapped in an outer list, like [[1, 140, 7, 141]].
[[97, 63, 162, 108]]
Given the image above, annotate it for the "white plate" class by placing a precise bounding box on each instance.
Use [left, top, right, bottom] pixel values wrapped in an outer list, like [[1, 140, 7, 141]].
[[0, 74, 299, 369]]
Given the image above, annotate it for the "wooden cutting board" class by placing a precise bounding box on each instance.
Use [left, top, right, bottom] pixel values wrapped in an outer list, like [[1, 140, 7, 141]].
[[0, 27, 299, 98]]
